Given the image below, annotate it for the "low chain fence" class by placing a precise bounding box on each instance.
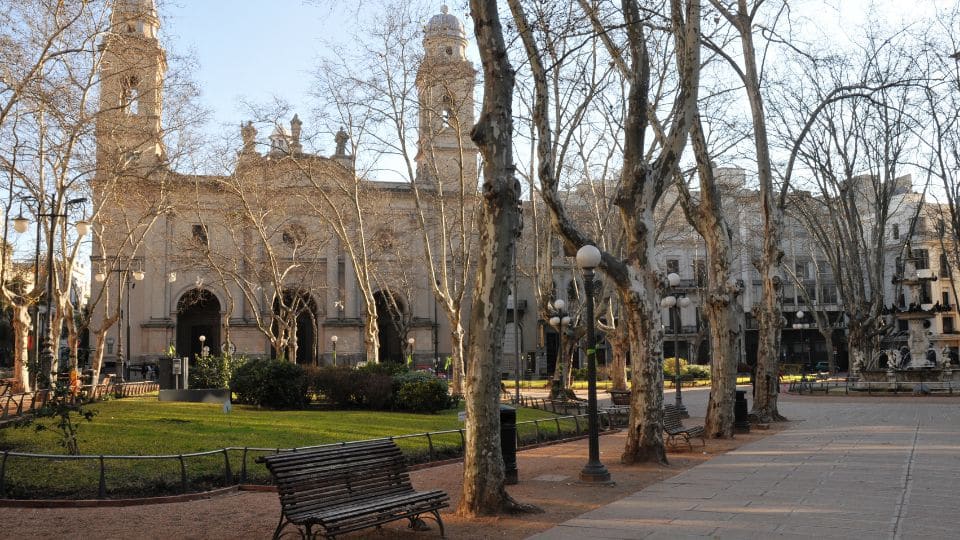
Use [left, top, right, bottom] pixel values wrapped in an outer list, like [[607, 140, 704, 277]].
[[0, 410, 620, 500]]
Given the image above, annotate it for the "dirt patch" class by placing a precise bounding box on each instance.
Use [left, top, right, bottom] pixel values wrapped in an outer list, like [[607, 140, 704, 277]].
[[0, 420, 782, 539]]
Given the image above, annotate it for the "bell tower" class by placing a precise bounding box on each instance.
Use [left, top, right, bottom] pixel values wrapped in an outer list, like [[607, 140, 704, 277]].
[[96, 0, 167, 174], [415, 6, 477, 185]]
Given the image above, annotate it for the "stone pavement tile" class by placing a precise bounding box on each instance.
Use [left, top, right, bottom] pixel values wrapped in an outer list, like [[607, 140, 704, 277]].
[[529, 524, 652, 539], [897, 519, 960, 537], [690, 500, 759, 512], [774, 523, 878, 539], [779, 514, 895, 534]]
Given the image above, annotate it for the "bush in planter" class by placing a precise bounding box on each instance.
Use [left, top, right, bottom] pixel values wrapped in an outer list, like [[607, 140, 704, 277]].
[[230, 358, 308, 408], [190, 354, 243, 389], [393, 371, 451, 413]]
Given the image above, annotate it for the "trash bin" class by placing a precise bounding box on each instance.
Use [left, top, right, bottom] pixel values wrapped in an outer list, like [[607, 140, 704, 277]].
[[734, 390, 750, 433], [500, 405, 518, 484]]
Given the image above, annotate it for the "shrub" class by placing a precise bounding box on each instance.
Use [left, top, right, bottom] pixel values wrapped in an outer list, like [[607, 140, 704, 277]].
[[571, 367, 588, 381], [684, 364, 710, 380], [662, 357, 689, 378], [393, 372, 451, 413], [230, 358, 308, 409], [310, 366, 395, 409], [190, 354, 242, 389]]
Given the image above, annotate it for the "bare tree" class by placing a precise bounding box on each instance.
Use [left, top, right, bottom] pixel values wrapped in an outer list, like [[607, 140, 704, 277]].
[[312, 2, 479, 385], [510, 0, 701, 464], [457, 0, 534, 516]]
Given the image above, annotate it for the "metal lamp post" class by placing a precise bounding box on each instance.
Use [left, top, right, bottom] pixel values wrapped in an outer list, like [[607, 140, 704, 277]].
[[331, 335, 338, 366], [14, 195, 88, 388], [794, 310, 810, 369], [662, 272, 691, 418], [406, 337, 415, 367], [98, 263, 144, 383], [549, 300, 570, 398], [576, 244, 610, 483]]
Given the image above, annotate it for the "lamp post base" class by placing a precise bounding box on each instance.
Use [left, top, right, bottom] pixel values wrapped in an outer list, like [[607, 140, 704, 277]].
[[578, 462, 613, 484], [674, 400, 690, 419]]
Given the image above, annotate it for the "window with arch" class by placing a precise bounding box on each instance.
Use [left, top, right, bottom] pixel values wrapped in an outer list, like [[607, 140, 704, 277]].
[[282, 223, 307, 248], [439, 94, 455, 128], [120, 76, 140, 115]]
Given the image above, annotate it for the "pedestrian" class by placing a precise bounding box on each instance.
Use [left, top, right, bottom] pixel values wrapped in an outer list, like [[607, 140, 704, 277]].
[[140, 363, 148, 380]]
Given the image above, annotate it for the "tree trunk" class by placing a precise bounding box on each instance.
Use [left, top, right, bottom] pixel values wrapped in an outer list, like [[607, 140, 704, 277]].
[[450, 322, 466, 395], [752, 245, 785, 422], [608, 338, 628, 391], [363, 292, 380, 362], [13, 304, 32, 393], [620, 284, 667, 464], [459, 0, 534, 517], [703, 281, 739, 438]]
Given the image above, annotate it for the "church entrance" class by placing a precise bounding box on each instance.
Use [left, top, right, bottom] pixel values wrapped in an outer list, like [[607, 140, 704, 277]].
[[176, 289, 221, 360], [272, 290, 318, 365], [374, 290, 404, 363]]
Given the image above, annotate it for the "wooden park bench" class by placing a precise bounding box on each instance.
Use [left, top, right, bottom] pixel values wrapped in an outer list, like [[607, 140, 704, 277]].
[[257, 439, 449, 539], [663, 403, 705, 450], [608, 389, 631, 406]]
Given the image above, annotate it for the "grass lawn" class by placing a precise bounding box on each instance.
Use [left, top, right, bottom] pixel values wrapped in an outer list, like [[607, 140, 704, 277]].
[[0, 396, 559, 455], [0, 395, 566, 499]]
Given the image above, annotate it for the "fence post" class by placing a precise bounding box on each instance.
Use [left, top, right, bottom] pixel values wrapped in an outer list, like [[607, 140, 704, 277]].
[[98, 456, 107, 498], [0, 450, 7, 497], [533, 420, 541, 443], [179, 455, 188, 493], [425, 433, 435, 461], [241, 448, 249, 483], [573, 414, 581, 435], [222, 449, 232, 484]]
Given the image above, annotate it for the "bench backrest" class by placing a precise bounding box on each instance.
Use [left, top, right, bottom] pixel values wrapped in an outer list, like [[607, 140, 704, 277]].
[[662, 404, 684, 431], [260, 439, 414, 516]]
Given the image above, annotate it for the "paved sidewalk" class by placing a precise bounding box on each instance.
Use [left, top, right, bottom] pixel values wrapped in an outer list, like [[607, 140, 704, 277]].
[[532, 397, 960, 539]]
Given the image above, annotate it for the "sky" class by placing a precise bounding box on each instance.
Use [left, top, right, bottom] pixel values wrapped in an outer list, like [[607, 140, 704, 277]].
[[158, 0, 944, 150], [162, 1, 477, 152]]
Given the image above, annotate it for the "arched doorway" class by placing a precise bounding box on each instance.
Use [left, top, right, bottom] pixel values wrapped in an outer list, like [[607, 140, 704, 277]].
[[176, 289, 221, 359], [374, 290, 405, 363], [272, 290, 318, 365]]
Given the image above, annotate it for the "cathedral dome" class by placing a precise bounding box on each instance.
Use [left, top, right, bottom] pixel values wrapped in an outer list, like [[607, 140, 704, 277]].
[[425, 5, 465, 40]]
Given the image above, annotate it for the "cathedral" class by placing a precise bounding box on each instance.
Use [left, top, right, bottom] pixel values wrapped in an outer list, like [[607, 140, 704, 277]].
[[91, 1, 487, 377]]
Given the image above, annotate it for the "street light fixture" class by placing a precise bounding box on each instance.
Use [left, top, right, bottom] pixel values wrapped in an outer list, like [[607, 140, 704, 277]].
[[406, 337, 415, 367], [331, 335, 338, 366], [12, 194, 88, 387], [662, 272, 692, 418], [576, 244, 610, 483], [549, 299, 571, 399]]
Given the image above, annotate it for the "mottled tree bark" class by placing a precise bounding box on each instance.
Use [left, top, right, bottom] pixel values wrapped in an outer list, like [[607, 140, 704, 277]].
[[678, 115, 741, 438], [459, 0, 537, 516]]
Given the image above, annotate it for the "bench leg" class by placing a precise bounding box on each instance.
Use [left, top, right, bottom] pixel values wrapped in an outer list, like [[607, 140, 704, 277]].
[[408, 511, 446, 537], [272, 515, 288, 540]]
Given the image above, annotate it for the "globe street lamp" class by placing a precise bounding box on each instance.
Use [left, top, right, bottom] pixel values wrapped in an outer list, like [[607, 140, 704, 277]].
[[330, 335, 338, 366], [406, 337, 415, 367], [549, 299, 571, 399], [661, 272, 692, 418], [576, 244, 610, 483]]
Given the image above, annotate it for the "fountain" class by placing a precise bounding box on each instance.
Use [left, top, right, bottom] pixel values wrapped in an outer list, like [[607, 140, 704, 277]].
[[859, 246, 959, 386]]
